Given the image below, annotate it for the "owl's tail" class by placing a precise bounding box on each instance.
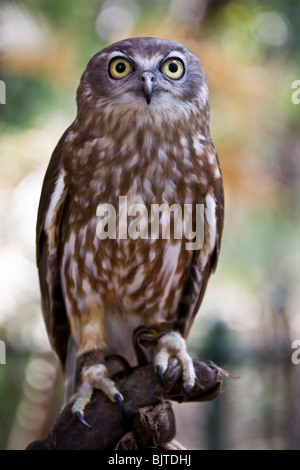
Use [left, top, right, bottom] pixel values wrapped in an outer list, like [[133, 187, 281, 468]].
[[62, 337, 79, 406]]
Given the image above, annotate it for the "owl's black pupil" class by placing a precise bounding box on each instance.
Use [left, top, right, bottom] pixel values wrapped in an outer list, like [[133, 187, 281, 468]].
[[169, 62, 178, 73], [116, 62, 126, 73]]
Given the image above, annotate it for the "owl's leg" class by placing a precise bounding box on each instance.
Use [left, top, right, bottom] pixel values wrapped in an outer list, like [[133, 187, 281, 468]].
[[72, 354, 124, 428], [70, 304, 124, 428], [153, 331, 196, 399]]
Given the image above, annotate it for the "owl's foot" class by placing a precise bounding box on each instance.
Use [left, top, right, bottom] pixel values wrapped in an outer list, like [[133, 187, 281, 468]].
[[72, 363, 124, 429], [154, 331, 196, 400]]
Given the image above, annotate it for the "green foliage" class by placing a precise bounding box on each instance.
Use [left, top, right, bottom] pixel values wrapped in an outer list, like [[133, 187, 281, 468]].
[[0, 75, 59, 131], [0, 345, 29, 450]]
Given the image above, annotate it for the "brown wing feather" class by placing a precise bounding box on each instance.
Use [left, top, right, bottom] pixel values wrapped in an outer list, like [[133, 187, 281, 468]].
[[36, 127, 71, 367], [177, 170, 224, 339]]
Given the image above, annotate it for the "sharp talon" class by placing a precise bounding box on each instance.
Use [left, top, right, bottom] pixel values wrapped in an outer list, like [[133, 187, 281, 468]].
[[164, 368, 176, 381], [156, 364, 165, 387], [114, 392, 125, 412], [74, 410, 93, 430], [183, 384, 194, 402]]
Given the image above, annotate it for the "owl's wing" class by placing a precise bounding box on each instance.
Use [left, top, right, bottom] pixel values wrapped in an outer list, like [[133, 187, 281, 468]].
[[36, 128, 71, 367], [177, 169, 224, 339]]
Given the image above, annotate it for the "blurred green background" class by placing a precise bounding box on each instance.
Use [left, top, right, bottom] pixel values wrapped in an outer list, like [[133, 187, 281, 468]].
[[0, 0, 300, 450]]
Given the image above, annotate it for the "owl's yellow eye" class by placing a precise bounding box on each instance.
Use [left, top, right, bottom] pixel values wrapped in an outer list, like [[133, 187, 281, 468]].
[[109, 58, 133, 79], [161, 58, 185, 79]]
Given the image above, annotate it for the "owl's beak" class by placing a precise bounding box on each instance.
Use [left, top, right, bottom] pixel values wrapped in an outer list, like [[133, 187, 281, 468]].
[[141, 71, 155, 105]]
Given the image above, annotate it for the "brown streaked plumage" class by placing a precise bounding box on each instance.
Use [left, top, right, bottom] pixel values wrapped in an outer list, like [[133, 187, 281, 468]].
[[36, 37, 224, 420]]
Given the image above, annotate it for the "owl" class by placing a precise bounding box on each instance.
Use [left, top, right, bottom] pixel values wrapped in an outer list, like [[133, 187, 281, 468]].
[[36, 37, 224, 427]]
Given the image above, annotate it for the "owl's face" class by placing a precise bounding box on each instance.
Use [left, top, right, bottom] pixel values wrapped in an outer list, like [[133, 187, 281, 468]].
[[78, 37, 209, 120]]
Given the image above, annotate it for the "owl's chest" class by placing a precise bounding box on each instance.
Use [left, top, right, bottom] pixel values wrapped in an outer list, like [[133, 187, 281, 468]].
[[63, 131, 203, 205], [60, 137, 209, 318], [68, 163, 182, 208], [64, 171, 187, 279], [62, 138, 205, 265], [64, 149, 192, 268], [61, 150, 193, 313]]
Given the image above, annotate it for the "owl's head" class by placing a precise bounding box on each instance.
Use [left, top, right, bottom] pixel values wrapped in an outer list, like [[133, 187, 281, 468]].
[[77, 37, 210, 133]]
